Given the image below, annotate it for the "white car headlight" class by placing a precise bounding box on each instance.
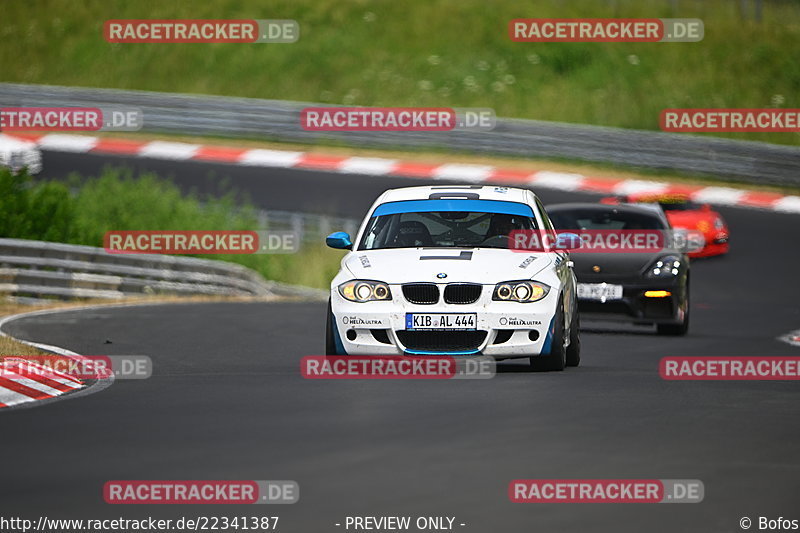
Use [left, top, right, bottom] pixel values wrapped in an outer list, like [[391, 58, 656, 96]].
[[338, 280, 392, 302], [647, 255, 682, 278], [492, 280, 549, 303]]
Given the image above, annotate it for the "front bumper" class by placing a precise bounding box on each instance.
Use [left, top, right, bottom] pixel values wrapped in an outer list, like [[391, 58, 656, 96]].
[[576, 277, 687, 325], [689, 239, 729, 258], [687, 228, 728, 258], [330, 286, 558, 359]]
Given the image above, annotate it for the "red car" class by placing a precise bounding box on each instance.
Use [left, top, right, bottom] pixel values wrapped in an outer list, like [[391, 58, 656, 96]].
[[600, 193, 729, 257]]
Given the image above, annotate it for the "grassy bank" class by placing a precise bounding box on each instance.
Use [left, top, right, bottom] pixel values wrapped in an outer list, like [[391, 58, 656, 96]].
[[0, 168, 343, 289], [1, 0, 799, 146]]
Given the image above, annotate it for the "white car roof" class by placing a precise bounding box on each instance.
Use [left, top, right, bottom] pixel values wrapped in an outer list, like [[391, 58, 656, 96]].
[[376, 185, 532, 204]]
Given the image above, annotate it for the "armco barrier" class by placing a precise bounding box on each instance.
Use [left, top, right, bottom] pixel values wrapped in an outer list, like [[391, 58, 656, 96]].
[[0, 238, 326, 301], [256, 209, 359, 247], [1, 83, 799, 187]]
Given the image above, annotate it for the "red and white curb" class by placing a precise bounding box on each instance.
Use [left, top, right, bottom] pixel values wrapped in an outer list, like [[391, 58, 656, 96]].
[[12, 133, 800, 214], [0, 358, 84, 407], [0, 306, 115, 410]]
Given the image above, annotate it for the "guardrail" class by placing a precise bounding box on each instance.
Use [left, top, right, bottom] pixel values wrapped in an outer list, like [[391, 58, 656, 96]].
[[0, 238, 325, 301], [2, 83, 799, 188], [256, 209, 359, 247]]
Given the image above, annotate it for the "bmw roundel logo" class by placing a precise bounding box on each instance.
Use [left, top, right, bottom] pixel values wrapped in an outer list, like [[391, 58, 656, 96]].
[[436, 272, 447, 279]]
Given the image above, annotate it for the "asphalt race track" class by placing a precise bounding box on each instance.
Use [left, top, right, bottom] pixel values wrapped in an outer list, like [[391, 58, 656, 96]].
[[1, 150, 799, 532]]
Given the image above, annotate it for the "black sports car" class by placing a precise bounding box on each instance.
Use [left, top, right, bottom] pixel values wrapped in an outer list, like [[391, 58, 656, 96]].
[[546, 203, 689, 335]]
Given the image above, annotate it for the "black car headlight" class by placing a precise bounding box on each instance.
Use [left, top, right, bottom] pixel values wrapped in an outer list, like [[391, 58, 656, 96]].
[[647, 255, 682, 278], [492, 280, 549, 303], [338, 280, 392, 302]]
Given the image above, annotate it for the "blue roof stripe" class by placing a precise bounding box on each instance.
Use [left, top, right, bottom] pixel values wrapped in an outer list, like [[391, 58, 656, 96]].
[[372, 199, 534, 217]]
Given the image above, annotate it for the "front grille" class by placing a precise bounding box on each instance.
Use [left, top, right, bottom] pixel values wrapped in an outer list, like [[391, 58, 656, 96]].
[[444, 283, 482, 304], [402, 283, 439, 304], [396, 330, 487, 353]]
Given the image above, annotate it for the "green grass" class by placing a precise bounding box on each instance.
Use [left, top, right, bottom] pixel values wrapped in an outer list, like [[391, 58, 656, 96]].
[[0, 168, 343, 290], [2, 0, 800, 146]]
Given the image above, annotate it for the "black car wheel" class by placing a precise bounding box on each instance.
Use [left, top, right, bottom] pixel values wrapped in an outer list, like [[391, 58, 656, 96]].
[[325, 298, 339, 355], [531, 300, 566, 372], [657, 279, 689, 336]]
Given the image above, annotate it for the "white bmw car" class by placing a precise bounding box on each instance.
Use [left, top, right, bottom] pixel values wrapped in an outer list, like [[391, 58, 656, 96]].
[[325, 185, 581, 371]]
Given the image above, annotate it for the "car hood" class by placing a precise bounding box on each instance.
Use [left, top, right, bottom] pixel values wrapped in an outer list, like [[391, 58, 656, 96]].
[[343, 248, 552, 284], [570, 252, 664, 278], [666, 210, 720, 232]]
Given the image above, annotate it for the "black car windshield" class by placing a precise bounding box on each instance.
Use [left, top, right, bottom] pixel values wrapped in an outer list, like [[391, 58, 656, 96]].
[[548, 209, 666, 230], [657, 200, 701, 211], [630, 195, 700, 211], [358, 211, 538, 250]]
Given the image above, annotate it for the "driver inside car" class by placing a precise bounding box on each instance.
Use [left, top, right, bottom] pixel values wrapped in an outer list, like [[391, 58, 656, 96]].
[[482, 214, 529, 247]]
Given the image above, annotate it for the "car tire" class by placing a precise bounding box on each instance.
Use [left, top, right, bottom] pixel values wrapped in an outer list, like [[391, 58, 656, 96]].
[[657, 279, 690, 336], [657, 314, 689, 336], [325, 298, 339, 355], [530, 300, 566, 372], [566, 305, 581, 367]]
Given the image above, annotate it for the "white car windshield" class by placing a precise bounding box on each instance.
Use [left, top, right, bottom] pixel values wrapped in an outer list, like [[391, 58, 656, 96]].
[[358, 210, 538, 250]]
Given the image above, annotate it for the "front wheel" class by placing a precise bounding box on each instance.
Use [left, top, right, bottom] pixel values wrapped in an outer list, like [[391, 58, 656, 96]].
[[657, 280, 689, 336], [325, 298, 339, 355], [566, 306, 581, 367], [530, 300, 566, 372], [657, 316, 688, 336]]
